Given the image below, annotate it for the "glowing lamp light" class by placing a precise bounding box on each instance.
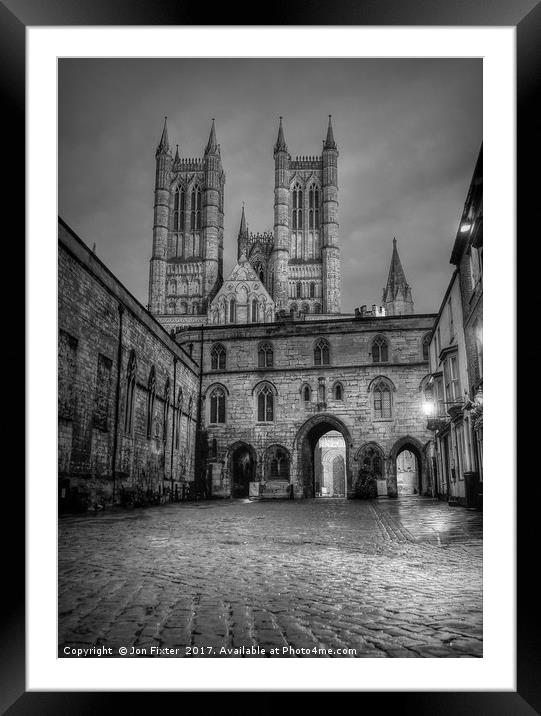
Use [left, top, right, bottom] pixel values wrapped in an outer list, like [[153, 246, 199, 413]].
[[422, 401, 435, 416], [460, 222, 472, 233]]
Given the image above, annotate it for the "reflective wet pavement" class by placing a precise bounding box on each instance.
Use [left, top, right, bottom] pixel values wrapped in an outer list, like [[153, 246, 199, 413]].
[[58, 496, 482, 658]]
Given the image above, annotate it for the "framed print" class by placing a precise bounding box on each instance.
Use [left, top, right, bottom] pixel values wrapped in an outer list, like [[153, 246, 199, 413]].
[[4, 0, 538, 711]]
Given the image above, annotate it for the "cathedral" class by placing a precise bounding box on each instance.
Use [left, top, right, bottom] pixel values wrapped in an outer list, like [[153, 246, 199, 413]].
[[57, 114, 436, 510]]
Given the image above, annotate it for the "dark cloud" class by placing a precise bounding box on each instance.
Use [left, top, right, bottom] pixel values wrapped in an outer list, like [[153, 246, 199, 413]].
[[59, 58, 482, 315]]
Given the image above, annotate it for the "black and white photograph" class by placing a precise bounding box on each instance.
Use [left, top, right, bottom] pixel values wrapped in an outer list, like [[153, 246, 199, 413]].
[[55, 56, 485, 662]]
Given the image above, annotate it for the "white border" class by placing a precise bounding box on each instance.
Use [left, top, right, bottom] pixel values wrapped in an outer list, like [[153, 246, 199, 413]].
[[27, 27, 515, 691]]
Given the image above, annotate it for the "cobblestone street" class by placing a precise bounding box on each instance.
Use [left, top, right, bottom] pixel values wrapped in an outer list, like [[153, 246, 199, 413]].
[[59, 497, 482, 658]]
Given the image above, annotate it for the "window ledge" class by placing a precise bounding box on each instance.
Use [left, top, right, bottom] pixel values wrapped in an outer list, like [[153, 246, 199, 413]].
[[373, 418, 394, 423]]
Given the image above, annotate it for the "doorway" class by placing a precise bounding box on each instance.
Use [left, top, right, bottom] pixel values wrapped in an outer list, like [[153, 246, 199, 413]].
[[296, 415, 351, 498], [229, 442, 256, 498]]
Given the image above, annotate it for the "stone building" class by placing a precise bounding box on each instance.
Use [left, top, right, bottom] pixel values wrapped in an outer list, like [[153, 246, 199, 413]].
[[58, 114, 446, 507], [425, 146, 483, 507], [58, 219, 199, 512]]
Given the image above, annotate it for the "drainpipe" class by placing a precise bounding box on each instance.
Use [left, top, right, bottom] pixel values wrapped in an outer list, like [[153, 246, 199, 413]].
[[111, 303, 124, 504], [170, 356, 177, 488]]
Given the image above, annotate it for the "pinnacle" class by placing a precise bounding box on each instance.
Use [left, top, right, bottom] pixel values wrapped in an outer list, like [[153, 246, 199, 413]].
[[274, 116, 288, 154], [156, 116, 170, 154], [205, 118, 218, 154], [323, 114, 337, 150]]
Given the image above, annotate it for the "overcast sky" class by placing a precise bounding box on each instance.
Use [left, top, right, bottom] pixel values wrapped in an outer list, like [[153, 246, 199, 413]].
[[58, 58, 482, 315]]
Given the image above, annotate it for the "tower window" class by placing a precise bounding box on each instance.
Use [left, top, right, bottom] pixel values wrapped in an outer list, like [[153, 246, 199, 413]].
[[190, 186, 202, 231], [309, 185, 320, 230], [292, 185, 303, 231], [314, 338, 330, 366], [372, 336, 389, 363]]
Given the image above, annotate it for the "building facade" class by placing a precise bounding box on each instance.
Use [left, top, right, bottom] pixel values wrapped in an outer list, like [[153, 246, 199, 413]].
[[426, 146, 483, 507], [59, 116, 483, 508]]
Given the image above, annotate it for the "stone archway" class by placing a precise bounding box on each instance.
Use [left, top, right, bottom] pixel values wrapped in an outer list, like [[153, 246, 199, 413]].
[[294, 414, 353, 498], [227, 441, 257, 498], [388, 436, 425, 498]]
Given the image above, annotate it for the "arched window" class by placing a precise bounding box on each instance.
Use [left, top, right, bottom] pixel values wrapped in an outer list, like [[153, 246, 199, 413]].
[[146, 366, 156, 438], [290, 303, 298, 314], [302, 384, 311, 402], [296, 282, 302, 298], [173, 186, 186, 256], [372, 379, 392, 419], [257, 385, 274, 422], [372, 336, 389, 363], [210, 343, 226, 370], [314, 338, 330, 366], [251, 298, 258, 323], [292, 185, 303, 230], [229, 298, 236, 324], [358, 445, 384, 481], [301, 302, 310, 314], [175, 388, 183, 449], [209, 437, 218, 459], [309, 282, 315, 298], [265, 445, 290, 481], [422, 333, 431, 361], [209, 387, 226, 424], [314, 303, 321, 314], [124, 350, 137, 433], [163, 378, 171, 446], [333, 382, 344, 400], [258, 342, 273, 368], [190, 186, 202, 231]]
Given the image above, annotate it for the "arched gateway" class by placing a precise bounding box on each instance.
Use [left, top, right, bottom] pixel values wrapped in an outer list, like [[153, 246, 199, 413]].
[[227, 441, 257, 498], [294, 414, 353, 498]]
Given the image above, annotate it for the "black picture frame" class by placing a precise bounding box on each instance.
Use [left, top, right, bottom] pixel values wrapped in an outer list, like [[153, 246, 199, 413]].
[[5, 0, 537, 711]]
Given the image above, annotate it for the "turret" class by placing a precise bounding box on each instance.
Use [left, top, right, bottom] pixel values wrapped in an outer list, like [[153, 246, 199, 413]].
[[149, 117, 172, 314], [321, 115, 341, 313], [237, 204, 249, 259], [382, 238, 414, 316], [272, 117, 291, 309], [202, 119, 224, 309]]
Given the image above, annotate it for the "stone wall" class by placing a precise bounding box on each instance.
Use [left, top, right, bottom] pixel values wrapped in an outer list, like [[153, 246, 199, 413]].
[[177, 314, 435, 499], [58, 220, 199, 511]]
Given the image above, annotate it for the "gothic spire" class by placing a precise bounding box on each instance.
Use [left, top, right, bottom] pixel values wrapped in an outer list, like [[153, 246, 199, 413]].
[[239, 203, 247, 237], [274, 116, 288, 154], [205, 118, 218, 154], [382, 238, 414, 315], [323, 115, 337, 150], [173, 144, 181, 170], [156, 116, 170, 155]]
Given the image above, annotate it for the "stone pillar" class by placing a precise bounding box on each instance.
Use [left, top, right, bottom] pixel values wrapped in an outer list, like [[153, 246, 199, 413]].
[[321, 144, 341, 313], [149, 148, 171, 315]]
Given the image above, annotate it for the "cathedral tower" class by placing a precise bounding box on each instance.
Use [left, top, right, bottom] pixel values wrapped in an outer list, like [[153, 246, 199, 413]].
[[271, 116, 341, 315], [382, 238, 414, 316], [148, 118, 225, 319]]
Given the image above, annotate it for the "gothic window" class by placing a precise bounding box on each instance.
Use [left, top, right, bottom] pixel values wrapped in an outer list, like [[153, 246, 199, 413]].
[[210, 343, 226, 370], [292, 185, 303, 230], [372, 336, 389, 363], [333, 382, 344, 400], [308, 185, 320, 230], [163, 378, 171, 446], [190, 186, 202, 231], [314, 338, 330, 366], [290, 303, 298, 314], [251, 298, 258, 323], [58, 330, 78, 421], [228, 298, 236, 324], [302, 384, 311, 402], [93, 354, 113, 432], [257, 385, 274, 422], [372, 379, 392, 419], [309, 282, 315, 298], [422, 333, 431, 361], [124, 349, 137, 433], [301, 302, 310, 314], [314, 303, 321, 314], [175, 388, 183, 449], [209, 387, 226, 424], [358, 445, 383, 481], [296, 282, 302, 298], [265, 445, 290, 481], [146, 366, 156, 438], [258, 342, 273, 368]]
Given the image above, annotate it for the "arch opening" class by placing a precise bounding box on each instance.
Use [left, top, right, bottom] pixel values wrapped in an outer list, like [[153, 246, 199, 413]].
[[228, 442, 256, 498]]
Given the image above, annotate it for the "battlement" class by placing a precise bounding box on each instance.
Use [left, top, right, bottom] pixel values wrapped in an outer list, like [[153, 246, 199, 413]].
[[290, 156, 321, 169], [173, 157, 205, 172], [248, 231, 274, 244], [355, 304, 387, 318]]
